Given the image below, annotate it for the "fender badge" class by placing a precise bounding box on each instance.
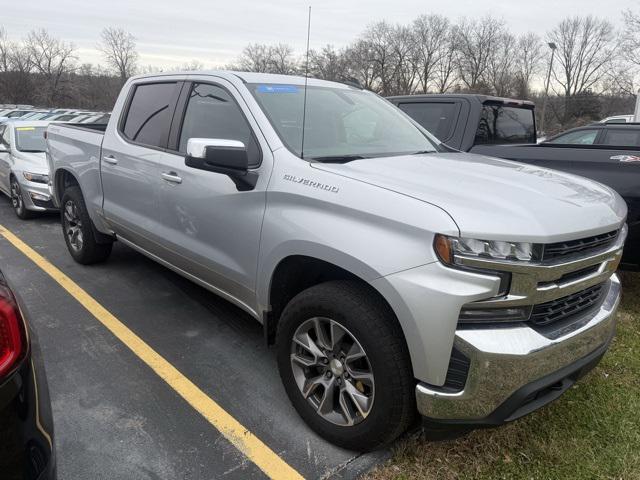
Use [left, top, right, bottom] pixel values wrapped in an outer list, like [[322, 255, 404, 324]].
[[611, 155, 640, 163], [283, 174, 339, 193]]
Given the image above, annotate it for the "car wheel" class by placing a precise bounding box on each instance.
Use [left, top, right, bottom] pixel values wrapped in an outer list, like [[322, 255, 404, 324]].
[[276, 280, 416, 451], [61, 186, 113, 264], [10, 177, 36, 220]]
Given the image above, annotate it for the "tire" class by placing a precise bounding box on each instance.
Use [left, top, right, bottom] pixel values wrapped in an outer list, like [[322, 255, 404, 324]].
[[10, 176, 37, 220], [60, 186, 113, 264], [276, 280, 416, 451]]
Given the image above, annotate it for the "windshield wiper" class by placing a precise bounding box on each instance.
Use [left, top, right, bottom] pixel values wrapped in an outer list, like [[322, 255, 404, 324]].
[[309, 154, 367, 163], [19, 150, 45, 153]]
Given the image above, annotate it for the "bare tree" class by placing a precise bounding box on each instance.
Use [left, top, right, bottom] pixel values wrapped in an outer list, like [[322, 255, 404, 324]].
[[181, 60, 205, 71], [621, 10, 640, 68], [388, 24, 418, 95], [342, 40, 377, 90], [360, 22, 397, 94], [514, 32, 542, 98], [548, 16, 616, 98], [308, 45, 346, 81], [269, 44, 298, 74], [98, 27, 138, 83], [433, 28, 459, 93], [455, 16, 505, 92], [485, 32, 518, 97], [234, 43, 297, 74], [411, 15, 450, 93], [25, 29, 76, 104]]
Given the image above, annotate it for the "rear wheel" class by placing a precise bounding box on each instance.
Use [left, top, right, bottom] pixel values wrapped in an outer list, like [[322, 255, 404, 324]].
[[61, 186, 113, 264], [10, 177, 37, 220], [276, 280, 416, 451]]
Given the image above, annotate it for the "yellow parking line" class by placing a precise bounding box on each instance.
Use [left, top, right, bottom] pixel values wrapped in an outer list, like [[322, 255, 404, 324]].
[[0, 225, 304, 480]]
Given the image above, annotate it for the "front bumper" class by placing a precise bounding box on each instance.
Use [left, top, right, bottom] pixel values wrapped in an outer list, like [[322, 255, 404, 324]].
[[18, 177, 57, 211], [416, 274, 621, 423]]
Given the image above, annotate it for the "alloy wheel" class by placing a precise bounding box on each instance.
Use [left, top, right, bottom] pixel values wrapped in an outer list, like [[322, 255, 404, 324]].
[[10, 180, 22, 212], [290, 317, 375, 426], [63, 200, 84, 252]]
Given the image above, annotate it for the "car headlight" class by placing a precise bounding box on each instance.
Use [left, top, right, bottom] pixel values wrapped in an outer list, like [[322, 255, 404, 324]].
[[434, 234, 538, 265], [23, 172, 49, 184]]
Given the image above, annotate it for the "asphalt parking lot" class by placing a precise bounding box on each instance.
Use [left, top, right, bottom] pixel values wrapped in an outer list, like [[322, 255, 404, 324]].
[[0, 196, 389, 480]]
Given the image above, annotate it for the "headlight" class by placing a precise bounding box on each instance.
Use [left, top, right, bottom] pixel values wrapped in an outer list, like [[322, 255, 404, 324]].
[[434, 234, 537, 265], [23, 172, 49, 184]]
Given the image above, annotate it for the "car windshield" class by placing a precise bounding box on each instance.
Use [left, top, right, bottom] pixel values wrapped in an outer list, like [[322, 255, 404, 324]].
[[248, 83, 439, 160], [14, 126, 47, 152]]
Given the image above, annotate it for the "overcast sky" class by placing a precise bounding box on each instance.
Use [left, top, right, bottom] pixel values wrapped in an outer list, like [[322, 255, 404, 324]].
[[2, 0, 639, 68]]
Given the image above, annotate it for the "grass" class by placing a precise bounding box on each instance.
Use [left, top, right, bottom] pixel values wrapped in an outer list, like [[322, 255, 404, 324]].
[[366, 272, 640, 480]]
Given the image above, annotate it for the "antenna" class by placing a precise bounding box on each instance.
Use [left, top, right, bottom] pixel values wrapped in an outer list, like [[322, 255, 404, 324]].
[[300, 6, 311, 159]]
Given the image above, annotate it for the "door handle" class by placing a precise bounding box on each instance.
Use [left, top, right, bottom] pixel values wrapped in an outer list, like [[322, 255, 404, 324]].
[[161, 172, 182, 184], [103, 155, 118, 165]]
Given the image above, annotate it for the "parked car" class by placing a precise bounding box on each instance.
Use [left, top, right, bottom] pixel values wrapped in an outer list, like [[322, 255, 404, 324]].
[[599, 114, 634, 124], [0, 121, 56, 219], [388, 94, 640, 270], [0, 268, 56, 479], [47, 72, 626, 451], [544, 123, 640, 146], [0, 109, 36, 122], [79, 113, 110, 124]]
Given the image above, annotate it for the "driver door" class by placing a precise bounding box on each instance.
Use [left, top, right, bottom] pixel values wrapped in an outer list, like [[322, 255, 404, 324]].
[[153, 79, 273, 309]]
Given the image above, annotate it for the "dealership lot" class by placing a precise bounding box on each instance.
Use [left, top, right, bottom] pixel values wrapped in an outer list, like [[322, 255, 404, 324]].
[[0, 197, 387, 480]]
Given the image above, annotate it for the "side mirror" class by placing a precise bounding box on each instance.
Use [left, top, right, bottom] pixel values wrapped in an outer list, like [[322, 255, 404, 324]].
[[185, 138, 258, 191]]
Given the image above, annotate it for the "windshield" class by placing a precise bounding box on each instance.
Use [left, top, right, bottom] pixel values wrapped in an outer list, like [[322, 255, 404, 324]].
[[248, 84, 438, 160], [14, 126, 47, 152]]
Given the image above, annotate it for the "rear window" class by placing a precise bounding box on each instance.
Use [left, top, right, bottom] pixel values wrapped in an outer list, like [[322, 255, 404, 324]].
[[397, 102, 458, 141], [475, 104, 535, 145], [122, 82, 178, 148], [602, 129, 640, 147]]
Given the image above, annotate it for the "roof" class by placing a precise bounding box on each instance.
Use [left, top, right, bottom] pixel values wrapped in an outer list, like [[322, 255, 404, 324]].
[[129, 70, 356, 89], [387, 93, 535, 107]]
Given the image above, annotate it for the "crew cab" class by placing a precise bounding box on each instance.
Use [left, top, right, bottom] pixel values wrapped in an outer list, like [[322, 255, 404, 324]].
[[388, 94, 640, 269], [46, 72, 626, 451]]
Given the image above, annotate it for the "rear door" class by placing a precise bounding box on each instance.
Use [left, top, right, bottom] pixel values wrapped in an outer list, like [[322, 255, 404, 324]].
[[100, 80, 184, 253]]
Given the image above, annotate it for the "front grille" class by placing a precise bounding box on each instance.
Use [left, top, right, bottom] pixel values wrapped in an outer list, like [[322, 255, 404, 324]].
[[542, 230, 619, 261], [529, 284, 605, 327]]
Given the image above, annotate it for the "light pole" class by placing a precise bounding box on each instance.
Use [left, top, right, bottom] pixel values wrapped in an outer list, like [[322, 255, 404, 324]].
[[539, 42, 557, 137]]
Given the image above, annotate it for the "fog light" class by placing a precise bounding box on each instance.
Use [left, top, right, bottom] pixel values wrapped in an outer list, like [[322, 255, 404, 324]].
[[459, 306, 532, 323], [28, 192, 50, 202]]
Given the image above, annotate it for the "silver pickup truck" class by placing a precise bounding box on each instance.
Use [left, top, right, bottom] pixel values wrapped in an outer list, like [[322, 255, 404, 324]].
[[46, 71, 627, 451]]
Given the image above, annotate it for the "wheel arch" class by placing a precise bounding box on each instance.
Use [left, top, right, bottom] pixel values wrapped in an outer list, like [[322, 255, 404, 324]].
[[261, 251, 415, 376]]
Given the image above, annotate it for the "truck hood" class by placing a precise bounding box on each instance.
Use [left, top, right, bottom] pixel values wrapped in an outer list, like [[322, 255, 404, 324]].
[[311, 152, 627, 243], [13, 151, 48, 174]]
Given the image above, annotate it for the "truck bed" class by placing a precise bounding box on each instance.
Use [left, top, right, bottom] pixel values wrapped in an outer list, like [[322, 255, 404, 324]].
[[46, 122, 106, 218]]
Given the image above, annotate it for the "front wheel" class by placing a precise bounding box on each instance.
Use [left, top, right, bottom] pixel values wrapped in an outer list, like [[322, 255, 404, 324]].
[[61, 186, 113, 264], [276, 280, 416, 451], [10, 177, 37, 220]]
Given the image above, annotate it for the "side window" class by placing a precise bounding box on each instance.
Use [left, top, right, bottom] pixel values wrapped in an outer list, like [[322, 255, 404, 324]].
[[398, 102, 458, 141], [122, 82, 178, 148], [602, 129, 640, 147], [547, 129, 600, 145], [178, 83, 260, 166]]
